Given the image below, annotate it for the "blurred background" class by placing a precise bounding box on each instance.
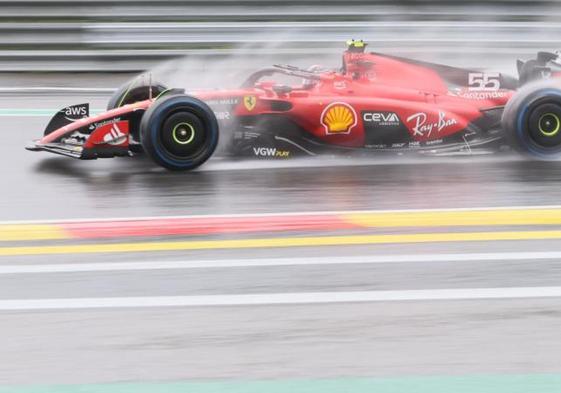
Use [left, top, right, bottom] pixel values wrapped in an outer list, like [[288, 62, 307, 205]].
[[2, 1, 561, 393], [2, 0, 560, 81]]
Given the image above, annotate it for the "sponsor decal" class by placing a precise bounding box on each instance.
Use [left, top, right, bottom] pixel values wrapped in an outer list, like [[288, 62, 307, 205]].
[[366, 140, 446, 149], [206, 98, 240, 106], [243, 95, 257, 111], [214, 111, 231, 120], [406, 111, 458, 137], [459, 91, 507, 100], [89, 117, 122, 131], [321, 102, 358, 134], [103, 122, 127, 145], [468, 72, 500, 91], [253, 147, 290, 158], [90, 120, 129, 146], [61, 104, 88, 122], [426, 138, 444, 146], [362, 111, 401, 126]]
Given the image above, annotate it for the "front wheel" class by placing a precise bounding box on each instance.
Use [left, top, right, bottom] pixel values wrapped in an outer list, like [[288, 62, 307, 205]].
[[502, 81, 561, 160], [140, 95, 219, 171]]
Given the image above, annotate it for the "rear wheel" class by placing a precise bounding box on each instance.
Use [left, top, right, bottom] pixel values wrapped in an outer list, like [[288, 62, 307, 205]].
[[140, 95, 219, 171], [502, 82, 561, 159], [528, 104, 561, 147]]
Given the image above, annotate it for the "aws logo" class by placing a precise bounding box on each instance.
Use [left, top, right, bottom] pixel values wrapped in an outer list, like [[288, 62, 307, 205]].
[[321, 102, 357, 134], [61, 103, 89, 121]]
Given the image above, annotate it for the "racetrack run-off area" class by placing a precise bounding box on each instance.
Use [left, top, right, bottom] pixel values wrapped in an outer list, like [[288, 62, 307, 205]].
[[4, 206, 561, 256], [3, 204, 561, 390]]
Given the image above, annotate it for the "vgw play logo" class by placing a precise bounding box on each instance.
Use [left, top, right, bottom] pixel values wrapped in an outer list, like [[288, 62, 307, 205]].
[[253, 147, 290, 158]]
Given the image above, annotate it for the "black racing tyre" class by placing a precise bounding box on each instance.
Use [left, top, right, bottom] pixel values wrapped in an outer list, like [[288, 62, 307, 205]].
[[502, 81, 561, 160], [107, 82, 168, 111], [140, 95, 219, 171]]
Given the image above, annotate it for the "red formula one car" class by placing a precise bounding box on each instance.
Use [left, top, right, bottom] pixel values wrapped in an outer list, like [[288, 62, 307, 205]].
[[27, 40, 561, 170]]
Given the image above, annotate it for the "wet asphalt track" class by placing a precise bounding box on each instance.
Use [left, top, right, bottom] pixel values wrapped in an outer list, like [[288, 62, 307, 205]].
[[6, 94, 561, 220], [2, 93, 561, 388]]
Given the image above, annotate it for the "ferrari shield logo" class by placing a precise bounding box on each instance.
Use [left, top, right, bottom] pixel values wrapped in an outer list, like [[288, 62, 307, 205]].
[[243, 95, 257, 111]]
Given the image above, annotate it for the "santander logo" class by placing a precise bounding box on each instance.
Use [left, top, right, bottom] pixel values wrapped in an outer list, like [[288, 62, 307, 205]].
[[88, 120, 129, 147], [103, 122, 127, 145]]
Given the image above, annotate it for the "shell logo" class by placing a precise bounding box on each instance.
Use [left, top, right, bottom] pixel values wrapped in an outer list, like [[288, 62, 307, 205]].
[[321, 102, 357, 134]]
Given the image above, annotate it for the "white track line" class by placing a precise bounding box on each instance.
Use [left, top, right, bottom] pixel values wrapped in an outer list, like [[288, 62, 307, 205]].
[[3, 251, 561, 275], [1, 205, 561, 225], [0, 87, 115, 93], [1, 287, 561, 311]]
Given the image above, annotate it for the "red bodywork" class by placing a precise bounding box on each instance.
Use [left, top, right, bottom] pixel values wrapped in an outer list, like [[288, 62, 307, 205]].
[[29, 48, 518, 161], [193, 50, 513, 148]]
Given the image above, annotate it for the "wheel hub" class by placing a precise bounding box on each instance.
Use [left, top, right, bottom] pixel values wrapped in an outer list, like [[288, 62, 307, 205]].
[[538, 113, 561, 137], [172, 122, 195, 145]]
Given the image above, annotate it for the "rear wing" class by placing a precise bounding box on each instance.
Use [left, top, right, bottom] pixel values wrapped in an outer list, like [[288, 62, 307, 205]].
[[517, 51, 561, 85]]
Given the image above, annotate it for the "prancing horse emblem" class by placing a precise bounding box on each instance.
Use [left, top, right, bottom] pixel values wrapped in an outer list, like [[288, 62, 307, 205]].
[[243, 95, 257, 111]]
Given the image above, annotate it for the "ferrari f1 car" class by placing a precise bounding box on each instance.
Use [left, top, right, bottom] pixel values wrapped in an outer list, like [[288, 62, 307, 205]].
[[26, 40, 561, 170]]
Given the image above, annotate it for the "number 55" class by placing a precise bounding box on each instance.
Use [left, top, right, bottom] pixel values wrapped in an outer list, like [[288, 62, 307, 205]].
[[468, 72, 500, 91]]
